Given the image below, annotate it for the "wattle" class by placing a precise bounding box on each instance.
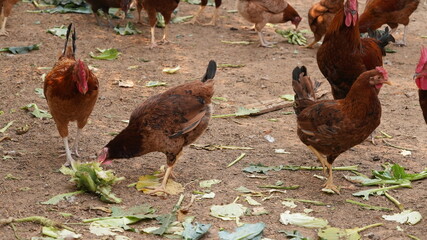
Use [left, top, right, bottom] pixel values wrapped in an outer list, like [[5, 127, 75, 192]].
[[416, 77, 427, 90]]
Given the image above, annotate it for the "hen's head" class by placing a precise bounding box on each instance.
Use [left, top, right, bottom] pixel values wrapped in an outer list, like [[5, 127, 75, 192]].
[[415, 46, 427, 90], [98, 147, 113, 165], [344, 0, 358, 27], [368, 66, 391, 90], [284, 4, 302, 29], [74, 59, 89, 94]]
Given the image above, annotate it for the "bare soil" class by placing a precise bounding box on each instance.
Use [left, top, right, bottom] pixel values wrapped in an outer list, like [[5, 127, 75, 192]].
[[1, 0, 427, 239]]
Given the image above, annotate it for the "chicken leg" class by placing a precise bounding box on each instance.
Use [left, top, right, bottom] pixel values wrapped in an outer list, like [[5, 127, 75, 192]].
[[307, 146, 339, 193], [0, 15, 9, 36], [71, 128, 82, 157], [206, 7, 219, 26], [255, 22, 276, 47], [188, 5, 206, 24], [63, 137, 75, 167], [147, 164, 175, 195]]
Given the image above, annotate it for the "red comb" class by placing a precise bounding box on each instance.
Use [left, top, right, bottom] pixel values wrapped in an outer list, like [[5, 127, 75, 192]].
[[375, 66, 388, 79], [415, 46, 427, 73]]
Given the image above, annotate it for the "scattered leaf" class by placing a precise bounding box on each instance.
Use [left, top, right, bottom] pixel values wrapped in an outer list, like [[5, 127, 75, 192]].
[[279, 230, 310, 240], [182, 222, 211, 240], [171, 15, 194, 24], [318, 223, 383, 240], [245, 196, 261, 206], [218, 64, 245, 68], [35, 88, 45, 99], [282, 201, 297, 208], [0, 121, 14, 133], [114, 22, 141, 35], [41, 191, 85, 205], [280, 94, 295, 101], [199, 179, 221, 188], [146, 81, 167, 87], [162, 66, 181, 74], [218, 223, 265, 240], [352, 182, 411, 200], [382, 210, 422, 225], [221, 40, 252, 45], [136, 174, 184, 196], [21, 103, 52, 119], [210, 203, 247, 222], [47, 25, 68, 38], [251, 207, 269, 216], [118, 80, 134, 88], [190, 144, 253, 151], [235, 107, 260, 116], [0, 44, 40, 54], [90, 48, 120, 60], [279, 211, 328, 228]]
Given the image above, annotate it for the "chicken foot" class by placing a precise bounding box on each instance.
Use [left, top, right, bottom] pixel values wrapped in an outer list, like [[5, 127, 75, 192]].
[[0, 14, 9, 36], [188, 5, 206, 24], [205, 8, 219, 26], [62, 137, 75, 168], [307, 145, 327, 175], [257, 31, 276, 47], [146, 164, 175, 195]]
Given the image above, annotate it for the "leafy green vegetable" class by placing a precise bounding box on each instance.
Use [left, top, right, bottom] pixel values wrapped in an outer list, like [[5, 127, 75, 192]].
[[243, 163, 358, 174], [280, 94, 295, 101], [0, 44, 40, 54], [90, 48, 120, 60], [60, 162, 125, 203], [162, 66, 181, 74], [275, 29, 307, 46], [210, 203, 247, 223], [42, 226, 81, 239], [345, 199, 392, 211], [352, 182, 412, 200], [218, 223, 265, 240], [182, 222, 211, 240], [152, 194, 184, 235], [280, 211, 328, 228], [35, 88, 45, 99], [382, 210, 422, 225], [21, 103, 52, 119], [41, 190, 85, 205], [318, 223, 383, 240], [199, 179, 221, 188], [114, 22, 141, 35], [47, 25, 68, 38], [146, 81, 167, 87]]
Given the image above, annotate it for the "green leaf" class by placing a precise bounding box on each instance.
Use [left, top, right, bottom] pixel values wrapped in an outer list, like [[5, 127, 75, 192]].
[[111, 204, 156, 217], [218, 223, 265, 240], [235, 107, 260, 116], [35, 88, 45, 99], [40, 190, 85, 205], [146, 81, 167, 87], [89, 48, 120, 60], [60, 161, 125, 203], [318, 223, 383, 240], [183, 0, 215, 6], [221, 40, 252, 45], [162, 66, 181, 74], [42, 226, 81, 239], [182, 222, 211, 240], [171, 15, 194, 24], [243, 163, 282, 174], [114, 22, 141, 35], [218, 64, 245, 69], [280, 94, 295, 101], [199, 179, 221, 188], [0, 121, 14, 133], [210, 203, 247, 222], [280, 211, 328, 228], [0, 44, 40, 54], [352, 182, 412, 200], [21, 103, 52, 119], [47, 25, 68, 38], [382, 210, 422, 225]]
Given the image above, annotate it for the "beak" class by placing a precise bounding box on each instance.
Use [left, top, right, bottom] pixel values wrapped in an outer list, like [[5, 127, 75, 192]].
[[413, 73, 419, 80], [383, 80, 392, 85]]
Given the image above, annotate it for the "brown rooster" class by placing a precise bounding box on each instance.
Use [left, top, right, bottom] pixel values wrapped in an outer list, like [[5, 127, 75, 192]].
[[292, 66, 391, 193], [359, 0, 420, 46], [98, 60, 217, 195], [44, 24, 99, 167], [137, 0, 180, 48], [188, 0, 222, 25], [0, 0, 19, 36], [316, 0, 394, 99], [85, 0, 132, 26], [237, 0, 301, 47], [307, 0, 343, 48], [415, 47, 427, 123]]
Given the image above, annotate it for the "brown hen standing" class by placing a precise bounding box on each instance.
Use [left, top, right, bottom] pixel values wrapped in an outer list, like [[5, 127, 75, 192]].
[[98, 60, 217, 195], [0, 0, 19, 36], [292, 66, 390, 193], [85, 0, 132, 26], [44, 24, 99, 167], [188, 0, 222, 25], [237, 0, 301, 47], [137, 0, 180, 48]]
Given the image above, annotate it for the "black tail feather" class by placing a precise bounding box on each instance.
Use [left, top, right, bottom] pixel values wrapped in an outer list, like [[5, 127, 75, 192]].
[[292, 66, 307, 81], [201, 60, 217, 82], [72, 26, 76, 57], [368, 27, 396, 56], [62, 23, 73, 57], [292, 65, 317, 115]]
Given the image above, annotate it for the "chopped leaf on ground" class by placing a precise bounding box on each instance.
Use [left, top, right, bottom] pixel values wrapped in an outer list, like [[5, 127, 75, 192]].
[[199, 179, 221, 188], [318, 223, 383, 240], [40, 190, 84, 205], [114, 22, 141, 35], [146, 81, 167, 87], [279, 230, 310, 240], [280, 211, 328, 228], [218, 223, 265, 240], [89, 48, 120, 60], [42, 226, 81, 239], [182, 222, 211, 240], [382, 210, 422, 225], [60, 162, 124, 203], [47, 25, 68, 38], [21, 103, 52, 119], [136, 174, 184, 196], [162, 66, 181, 74], [244, 163, 358, 174], [210, 202, 247, 223], [0, 44, 40, 54]]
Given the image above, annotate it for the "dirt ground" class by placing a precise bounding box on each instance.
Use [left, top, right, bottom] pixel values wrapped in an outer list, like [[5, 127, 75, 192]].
[[1, 0, 427, 239]]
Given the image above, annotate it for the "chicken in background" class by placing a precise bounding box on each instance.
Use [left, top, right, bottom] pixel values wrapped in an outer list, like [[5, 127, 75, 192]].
[[44, 24, 99, 167], [85, 0, 132, 26], [137, 0, 180, 48], [188, 0, 222, 25], [98, 60, 217, 195], [237, 0, 301, 47], [415, 47, 427, 123], [359, 0, 420, 46], [316, 0, 394, 99], [307, 0, 343, 48], [292, 66, 391, 193], [0, 0, 19, 36]]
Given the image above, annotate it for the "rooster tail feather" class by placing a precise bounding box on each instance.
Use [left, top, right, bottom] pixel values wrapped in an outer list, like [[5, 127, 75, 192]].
[[369, 27, 395, 56], [62, 23, 73, 57], [201, 60, 217, 82], [292, 66, 316, 115], [72, 25, 76, 57]]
